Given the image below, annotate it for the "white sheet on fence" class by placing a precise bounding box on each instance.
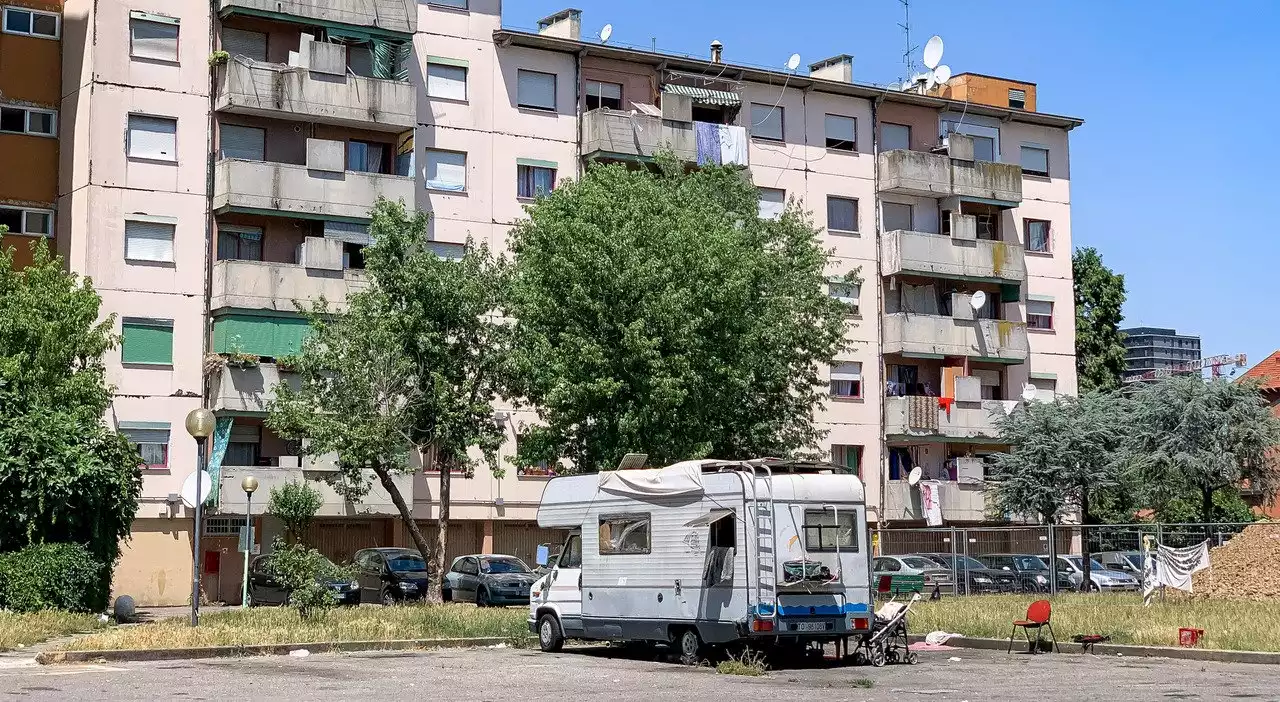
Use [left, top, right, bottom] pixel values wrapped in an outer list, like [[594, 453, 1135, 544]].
[[1143, 539, 1210, 604]]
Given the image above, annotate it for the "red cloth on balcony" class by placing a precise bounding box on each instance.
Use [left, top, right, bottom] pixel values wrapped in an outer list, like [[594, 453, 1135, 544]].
[[938, 397, 955, 419]]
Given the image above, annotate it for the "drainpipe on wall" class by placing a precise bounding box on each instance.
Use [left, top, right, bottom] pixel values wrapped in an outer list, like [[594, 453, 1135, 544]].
[[202, 1, 218, 409], [872, 93, 888, 531], [575, 48, 584, 179]]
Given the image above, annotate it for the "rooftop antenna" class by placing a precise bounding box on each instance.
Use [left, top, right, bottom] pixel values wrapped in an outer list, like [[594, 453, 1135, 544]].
[[786, 53, 801, 71], [898, 0, 917, 84], [915, 35, 951, 94], [599, 23, 612, 44]]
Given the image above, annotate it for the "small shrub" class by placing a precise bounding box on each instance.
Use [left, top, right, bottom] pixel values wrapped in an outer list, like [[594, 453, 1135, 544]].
[[208, 50, 230, 67], [716, 649, 767, 677], [851, 678, 875, 689], [0, 544, 106, 613], [268, 480, 324, 543], [263, 539, 351, 619]]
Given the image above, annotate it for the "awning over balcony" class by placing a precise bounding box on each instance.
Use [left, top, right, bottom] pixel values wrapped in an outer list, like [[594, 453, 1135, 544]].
[[662, 84, 741, 106], [324, 220, 373, 246]]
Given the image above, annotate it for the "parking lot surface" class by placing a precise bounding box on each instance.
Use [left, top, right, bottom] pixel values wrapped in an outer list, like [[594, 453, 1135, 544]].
[[1, 644, 1276, 701]]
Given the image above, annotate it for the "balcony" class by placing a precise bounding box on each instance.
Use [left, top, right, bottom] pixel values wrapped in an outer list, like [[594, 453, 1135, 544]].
[[219, 465, 414, 517], [216, 60, 414, 132], [217, 0, 416, 35], [882, 481, 988, 523], [878, 149, 1022, 205], [884, 396, 1015, 442], [211, 257, 369, 313], [883, 314, 1029, 363], [582, 108, 724, 164], [881, 230, 1025, 285], [212, 158, 415, 221], [209, 362, 300, 414]]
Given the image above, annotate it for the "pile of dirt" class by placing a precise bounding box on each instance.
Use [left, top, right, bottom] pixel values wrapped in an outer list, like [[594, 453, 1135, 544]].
[[1189, 523, 1280, 600]]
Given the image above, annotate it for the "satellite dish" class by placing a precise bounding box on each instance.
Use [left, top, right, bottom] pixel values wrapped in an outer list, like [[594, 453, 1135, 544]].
[[599, 23, 612, 43], [923, 35, 944, 70], [970, 290, 987, 311], [933, 64, 952, 84], [180, 470, 213, 509], [925, 73, 938, 91], [1021, 383, 1039, 403], [901, 80, 915, 91], [786, 53, 801, 71], [907, 466, 923, 486]]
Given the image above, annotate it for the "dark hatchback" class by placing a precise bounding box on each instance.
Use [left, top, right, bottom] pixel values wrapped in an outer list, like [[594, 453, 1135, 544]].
[[917, 553, 1019, 594], [247, 555, 360, 606], [352, 548, 431, 605]]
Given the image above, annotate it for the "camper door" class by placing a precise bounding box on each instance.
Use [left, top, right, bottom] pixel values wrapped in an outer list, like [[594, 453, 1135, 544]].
[[545, 532, 582, 632]]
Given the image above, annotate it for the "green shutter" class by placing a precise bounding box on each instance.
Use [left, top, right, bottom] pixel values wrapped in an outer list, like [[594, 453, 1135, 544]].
[[214, 314, 312, 358], [122, 319, 174, 365]]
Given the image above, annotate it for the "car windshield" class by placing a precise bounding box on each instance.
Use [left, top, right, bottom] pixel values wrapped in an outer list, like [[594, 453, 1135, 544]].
[[388, 555, 426, 572], [1124, 553, 1143, 569], [901, 557, 938, 569], [956, 556, 989, 570], [1015, 556, 1048, 570], [1063, 556, 1105, 571], [481, 557, 530, 574]]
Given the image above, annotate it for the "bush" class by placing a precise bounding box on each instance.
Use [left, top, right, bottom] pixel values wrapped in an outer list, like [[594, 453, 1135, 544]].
[[0, 544, 106, 613], [263, 539, 351, 619], [268, 481, 324, 544]]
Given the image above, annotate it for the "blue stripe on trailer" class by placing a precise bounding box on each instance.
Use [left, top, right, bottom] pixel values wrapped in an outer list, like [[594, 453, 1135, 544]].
[[754, 602, 870, 617]]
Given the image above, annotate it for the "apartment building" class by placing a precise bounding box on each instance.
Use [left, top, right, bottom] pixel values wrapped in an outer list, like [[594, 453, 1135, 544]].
[[1, 1, 61, 268], [55, 0, 1080, 603], [1121, 326, 1202, 381]]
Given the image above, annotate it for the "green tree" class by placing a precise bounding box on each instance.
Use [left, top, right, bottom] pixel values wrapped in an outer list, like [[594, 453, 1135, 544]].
[[0, 240, 143, 574], [267, 480, 324, 544], [987, 392, 1128, 589], [268, 199, 509, 600], [1073, 247, 1128, 393], [262, 537, 351, 618], [1127, 375, 1280, 523], [504, 158, 850, 472]]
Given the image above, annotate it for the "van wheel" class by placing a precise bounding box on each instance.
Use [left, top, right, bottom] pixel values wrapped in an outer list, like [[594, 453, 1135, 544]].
[[677, 629, 703, 666], [538, 613, 564, 652]]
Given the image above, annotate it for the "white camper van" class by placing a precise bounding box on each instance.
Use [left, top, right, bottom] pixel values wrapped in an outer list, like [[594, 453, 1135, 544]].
[[527, 458, 872, 662]]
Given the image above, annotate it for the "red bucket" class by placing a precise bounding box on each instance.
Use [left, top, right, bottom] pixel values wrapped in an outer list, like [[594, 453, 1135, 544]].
[[1178, 628, 1204, 647]]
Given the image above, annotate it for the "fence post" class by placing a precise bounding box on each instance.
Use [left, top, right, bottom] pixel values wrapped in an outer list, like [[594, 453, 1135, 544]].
[[1047, 524, 1057, 596], [949, 526, 960, 595]]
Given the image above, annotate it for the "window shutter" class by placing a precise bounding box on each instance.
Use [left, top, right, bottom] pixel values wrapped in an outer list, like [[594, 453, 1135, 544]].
[[122, 319, 174, 365], [831, 362, 862, 382], [128, 116, 177, 160], [517, 70, 555, 109], [882, 123, 910, 151], [425, 150, 466, 191], [324, 221, 373, 246], [120, 426, 171, 445], [1027, 300, 1053, 316], [125, 221, 175, 262], [427, 63, 467, 100], [825, 114, 855, 143], [219, 124, 265, 161], [882, 202, 912, 232], [222, 27, 267, 62], [758, 188, 785, 220], [130, 19, 179, 62]]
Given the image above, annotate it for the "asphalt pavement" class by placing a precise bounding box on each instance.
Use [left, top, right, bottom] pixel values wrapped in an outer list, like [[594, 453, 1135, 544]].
[[0, 644, 1275, 701]]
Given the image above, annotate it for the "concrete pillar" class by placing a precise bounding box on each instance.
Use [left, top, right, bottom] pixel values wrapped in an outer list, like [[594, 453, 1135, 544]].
[[482, 519, 495, 553]]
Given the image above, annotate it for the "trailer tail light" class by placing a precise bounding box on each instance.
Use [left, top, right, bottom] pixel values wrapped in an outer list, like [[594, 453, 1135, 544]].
[[853, 617, 869, 630], [751, 618, 774, 633]]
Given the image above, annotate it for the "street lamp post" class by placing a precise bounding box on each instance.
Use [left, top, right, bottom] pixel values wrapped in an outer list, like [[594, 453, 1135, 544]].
[[240, 475, 259, 609], [185, 408, 215, 627]]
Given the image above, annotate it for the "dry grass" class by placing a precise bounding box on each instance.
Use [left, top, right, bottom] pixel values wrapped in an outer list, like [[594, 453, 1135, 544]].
[[910, 593, 1280, 652], [61, 604, 529, 652], [716, 649, 768, 676], [0, 611, 104, 651]]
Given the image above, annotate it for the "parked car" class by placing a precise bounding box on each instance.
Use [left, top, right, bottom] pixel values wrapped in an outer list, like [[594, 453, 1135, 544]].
[[351, 547, 431, 605], [915, 553, 1019, 594], [443, 554, 539, 606], [246, 554, 360, 607], [1095, 551, 1145, 578], [1049, 555, 1140, 592], [974, 553, 1072, 592], [872, 555, 954, 594]]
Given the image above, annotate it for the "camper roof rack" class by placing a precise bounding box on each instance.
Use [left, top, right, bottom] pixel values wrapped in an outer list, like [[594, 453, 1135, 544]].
[[702, 459, 853, 476]]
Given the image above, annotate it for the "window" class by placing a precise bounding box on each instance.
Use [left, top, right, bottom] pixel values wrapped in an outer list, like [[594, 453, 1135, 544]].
[[971, 135, 995, 162], [119, 424, 170, 469], [750, 102, 783, 141], [1030, 377, 1057, 402], [1024, 219, 1050, 253], [516, 69, 556, 111], [804, 510, 858, 552], [221, 27, 267, 61], [429, 0, 468, 7], [426, 60, 468, 101], [3, 6, 59, 38], [881, 122, 910, 151], [975, 213, 997, 241], [428, 241, 465, 260], [824, 114, 856, 151], [830, 362, 862, 399], [827, 196, 858, 234], [517, 163, 556, 199], [881, 202, 912, 232], [348, 140, 387, 174], [1008, 88, 1027, 110], [0, 206, 53, 236], [0, 105, 56, 136], [585, 80, 622, 111], [874, 557, 900, 572], [1020, 145, 1049, 177], [831, 444, 862, 477], [598, 514, 650, 555], [219, 124, 265, 161], [130, 14, 179, 62], [424, 149, 466, 191], [558, 535, 582, 568], [124, 220, 175, 263], [828, 280, 860, 314], [127, 114, 177, 161], [121, 318, 174, 365], [1027, 300, 1054, 330], [204, 517, 241, 536], [217, 226, 262, 261], [757, 187, 785, 220]]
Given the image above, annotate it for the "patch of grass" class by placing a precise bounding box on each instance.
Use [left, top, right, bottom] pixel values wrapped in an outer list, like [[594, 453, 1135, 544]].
[[0, 611, 104, 651], [851, 678, 875, 688], [61, 604, 529, 652], [910, 593, 1280, 652], [716, 649, 767, 677]]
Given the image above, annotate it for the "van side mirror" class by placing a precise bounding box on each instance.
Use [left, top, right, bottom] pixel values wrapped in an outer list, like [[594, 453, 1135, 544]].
[[536, 545, 550, 567]]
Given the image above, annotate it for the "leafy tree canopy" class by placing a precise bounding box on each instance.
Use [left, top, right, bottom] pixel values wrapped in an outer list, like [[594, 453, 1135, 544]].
[[1073, 247, 1127, 393]]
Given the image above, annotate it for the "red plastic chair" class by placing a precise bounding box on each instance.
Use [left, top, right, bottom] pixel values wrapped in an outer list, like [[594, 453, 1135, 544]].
[[1007, 599, 1060, 654]]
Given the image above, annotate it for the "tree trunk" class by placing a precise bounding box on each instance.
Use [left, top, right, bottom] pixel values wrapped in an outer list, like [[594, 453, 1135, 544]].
[[1080, 486, 1091, 593], [1201, 486, 1215, 525], [373, 464, 436, 600], [432, 467, 451, 603]]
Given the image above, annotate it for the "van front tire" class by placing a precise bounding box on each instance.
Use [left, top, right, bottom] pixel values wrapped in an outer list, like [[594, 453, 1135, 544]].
[[677, 629, 703, 666], [538, 613, 564, 652]]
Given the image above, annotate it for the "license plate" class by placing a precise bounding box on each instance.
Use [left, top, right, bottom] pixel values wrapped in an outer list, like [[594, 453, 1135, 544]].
[[795, 622, 827, 632]]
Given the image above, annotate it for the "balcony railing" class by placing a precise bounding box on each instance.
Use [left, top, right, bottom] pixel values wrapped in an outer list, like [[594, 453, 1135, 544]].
[[211, 258, 369, 313], [878, 149, 1022, 205], [581, 109, 697, 162], [883, 314, 1029, 363], [210, 362, 299, 414], [215, 60, 414, 132], [212, 158, 414, 221], [882, 481, 988, 523], [883, 395, 1015, 442], [881, 230, 1026, 285], [217, 0, 416, 35], [219, 465, 413, 516]]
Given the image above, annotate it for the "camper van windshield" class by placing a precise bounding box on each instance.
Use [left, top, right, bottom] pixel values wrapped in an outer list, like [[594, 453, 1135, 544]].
[[803, 510, 858, 552]]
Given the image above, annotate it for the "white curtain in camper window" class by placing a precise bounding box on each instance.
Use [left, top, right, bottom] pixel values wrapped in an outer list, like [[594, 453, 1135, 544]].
[[598, 461, 707, 497]]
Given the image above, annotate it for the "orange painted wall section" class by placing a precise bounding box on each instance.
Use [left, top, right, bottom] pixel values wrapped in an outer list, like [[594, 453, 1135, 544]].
[[939, 74, 1037, 113], [0, 134, 58, 204], [0, 1, 63, 107]]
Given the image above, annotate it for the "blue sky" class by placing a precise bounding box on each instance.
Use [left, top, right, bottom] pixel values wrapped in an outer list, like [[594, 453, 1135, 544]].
[[503, 0, 1280, 374]]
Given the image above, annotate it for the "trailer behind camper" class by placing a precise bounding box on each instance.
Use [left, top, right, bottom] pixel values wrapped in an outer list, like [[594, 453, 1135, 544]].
[[527, 459, 872, 662]]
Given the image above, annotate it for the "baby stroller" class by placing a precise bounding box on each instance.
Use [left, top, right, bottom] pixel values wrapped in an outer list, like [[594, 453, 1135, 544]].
[[854, 593, 920, 667]]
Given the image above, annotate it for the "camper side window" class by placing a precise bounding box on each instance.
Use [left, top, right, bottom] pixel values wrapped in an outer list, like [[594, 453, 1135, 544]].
[[598, 514, 651, 555], [803, 510, 858, 552]]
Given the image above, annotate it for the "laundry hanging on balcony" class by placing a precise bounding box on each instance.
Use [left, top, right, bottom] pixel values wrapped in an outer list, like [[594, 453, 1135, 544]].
[[693, 122, 749, 167]]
